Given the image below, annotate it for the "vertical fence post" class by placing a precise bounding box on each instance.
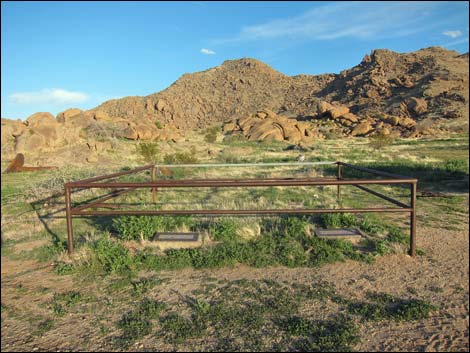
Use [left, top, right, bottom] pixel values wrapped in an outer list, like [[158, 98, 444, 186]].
[[337, 162, 342, 203], [152, 165, 157, 205], [65, 184, 74, 256], [409, 182, 417, 257]]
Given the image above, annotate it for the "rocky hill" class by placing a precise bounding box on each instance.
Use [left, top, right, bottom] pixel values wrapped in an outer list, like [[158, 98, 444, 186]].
[[1, 46, 468, 160]]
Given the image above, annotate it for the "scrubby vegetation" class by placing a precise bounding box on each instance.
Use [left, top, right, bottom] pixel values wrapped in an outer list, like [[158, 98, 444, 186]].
[[1, 135, 467, 351]]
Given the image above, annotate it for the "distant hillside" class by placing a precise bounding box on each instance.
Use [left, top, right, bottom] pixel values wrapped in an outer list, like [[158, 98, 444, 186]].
[[2, 46, 468, 161], [91, 46, 469, 132]]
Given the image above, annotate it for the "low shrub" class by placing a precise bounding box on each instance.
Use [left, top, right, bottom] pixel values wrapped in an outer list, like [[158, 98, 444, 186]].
[[163, 146, 198, 164], [320, 213, 357, 228], [112, 215, 194, 241], [87, 236, 135, 275], [347, 292, 436, 321], [136, 142, 160, 165], [204, 126, 219, 143]]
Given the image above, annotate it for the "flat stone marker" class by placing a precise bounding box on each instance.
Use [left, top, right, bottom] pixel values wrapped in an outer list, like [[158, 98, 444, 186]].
[[315, 228, 364, 242], [153, 232, 199, 242], [152, 232, 202, 251]]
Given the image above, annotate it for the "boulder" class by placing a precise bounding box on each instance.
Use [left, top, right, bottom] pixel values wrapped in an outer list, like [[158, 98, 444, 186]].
[[248, 120, 284, 141], [256, 111, 268, 119], [65, 113, 94, 129], [338, 118, 353, 127], [155, 99, 167, 112], [222, 122, 239, 133], [94, 111, 112, 121], [25, 112, 57, 129], [316, 101, 333, 115], [238, 115, 258, 133], [388, 116, 400, 126], [375, 127, 391, 136], [23, 113, 60, 145], [407, 98, 427, 115], [32, 125, 58, 143], [135, 123, 156, 140], [397, 116, 416, 128], [57, 108, 82, 123], [121, 126, 139, 140], [341, 112, 359, 123], [351, 122, 373, 136], [328, 105, 350, 119], [275, 118, 302, 143], [15, 132, 47, 153], [1, 125, 15, 145], [1, 118, 27, 137], [155, 128, 184, 142], [61, 127, 82, 145]]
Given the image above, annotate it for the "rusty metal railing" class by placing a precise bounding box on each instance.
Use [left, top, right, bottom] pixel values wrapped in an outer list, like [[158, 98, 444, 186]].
[[64, 161, 418, 257]]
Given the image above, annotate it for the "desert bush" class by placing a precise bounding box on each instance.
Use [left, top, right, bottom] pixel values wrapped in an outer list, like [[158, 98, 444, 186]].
[[113, 215, 194, 241], [136, 142, 160, 165], [163, 146, 198, 164], [369, 134, 395, 150], [222, 133, 245, 143], [86, 236, 135, 275], [320, 213, 357, 228], [442, 159, 468, 174], [209, 218, 239, 242], [204, 126, 219, 143], [155, 121, 163, 129], [218, 150, 241, 163]]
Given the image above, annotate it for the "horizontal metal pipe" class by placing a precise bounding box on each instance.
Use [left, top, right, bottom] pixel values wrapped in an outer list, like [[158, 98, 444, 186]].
[[152, 176, 339, 183], [338, 162, 417, 181], [66, 165, 153, 186], [69, 178, 419, 188], [72, 207, 412, 216], [154, 161, 337, 168], [353, 184, 410, 208], [73, 188, 134, 211]]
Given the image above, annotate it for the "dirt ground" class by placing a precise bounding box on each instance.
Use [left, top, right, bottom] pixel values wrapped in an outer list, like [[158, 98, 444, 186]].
[[1, 213, 468, 352]]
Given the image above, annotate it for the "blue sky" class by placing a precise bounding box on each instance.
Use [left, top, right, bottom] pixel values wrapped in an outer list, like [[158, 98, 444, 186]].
[[1, 1, 469, 120]]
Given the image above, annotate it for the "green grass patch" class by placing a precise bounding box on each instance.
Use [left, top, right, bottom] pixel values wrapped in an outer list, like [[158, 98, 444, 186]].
[[347, 292, 436, 321], [33, 318, 55, 336], [51, 291, 83, 316], [82, 236, 135, 276], [131, 276, 164, 295], [277, 315, 360, 352], [112, 215, 194, 241], [116, 298, 167, 346]]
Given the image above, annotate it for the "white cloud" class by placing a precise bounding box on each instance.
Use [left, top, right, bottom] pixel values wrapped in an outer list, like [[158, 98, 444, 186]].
[[213, 1, 456, 44], [9, 88, 89, 105], [200, 48, 216, 55], [443, 30, 462, 38]]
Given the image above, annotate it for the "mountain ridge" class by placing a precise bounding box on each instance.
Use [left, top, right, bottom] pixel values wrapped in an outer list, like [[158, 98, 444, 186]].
[[1, 46, 468, 160]]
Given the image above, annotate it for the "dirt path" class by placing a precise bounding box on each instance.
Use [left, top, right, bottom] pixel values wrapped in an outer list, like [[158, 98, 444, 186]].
[[1, 222, 468, 351]]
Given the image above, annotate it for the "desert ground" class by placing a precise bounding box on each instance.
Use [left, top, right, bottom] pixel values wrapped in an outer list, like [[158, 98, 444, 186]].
[[1, 134, 469, 352]]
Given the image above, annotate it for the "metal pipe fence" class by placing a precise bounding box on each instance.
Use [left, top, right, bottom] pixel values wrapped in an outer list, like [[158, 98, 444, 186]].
[[64, 161, 418, 257]]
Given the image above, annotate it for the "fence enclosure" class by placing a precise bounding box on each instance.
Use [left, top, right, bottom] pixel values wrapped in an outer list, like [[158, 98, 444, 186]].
[[64, 161, 418, 256]]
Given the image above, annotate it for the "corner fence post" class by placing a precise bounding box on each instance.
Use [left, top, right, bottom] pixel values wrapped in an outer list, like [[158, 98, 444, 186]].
[[65, 185, 74, 256], [410, 182, 417, 257]]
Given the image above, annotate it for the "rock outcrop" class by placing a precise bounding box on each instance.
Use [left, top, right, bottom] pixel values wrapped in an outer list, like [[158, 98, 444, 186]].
[[1, 47, 468, 158]]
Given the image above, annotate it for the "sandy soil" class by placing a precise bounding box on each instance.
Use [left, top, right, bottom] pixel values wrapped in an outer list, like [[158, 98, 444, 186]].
[[1, 221, 468, 351]]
